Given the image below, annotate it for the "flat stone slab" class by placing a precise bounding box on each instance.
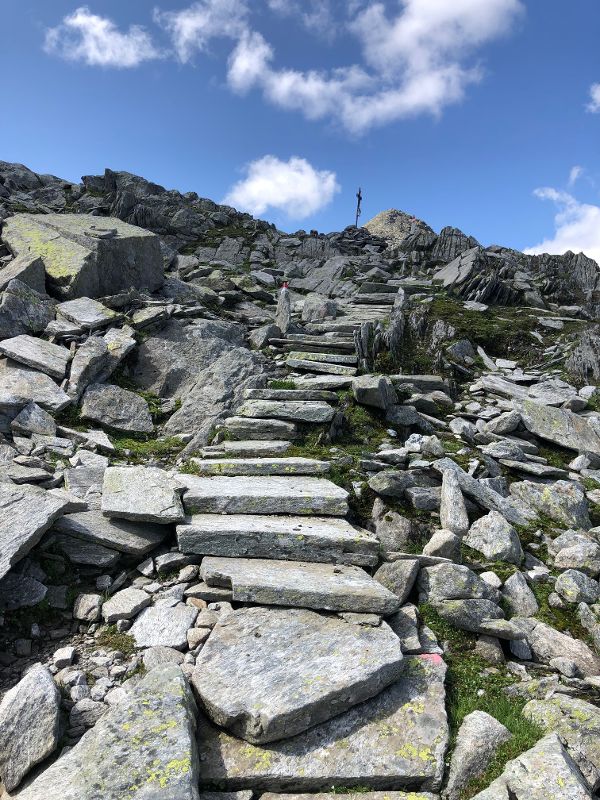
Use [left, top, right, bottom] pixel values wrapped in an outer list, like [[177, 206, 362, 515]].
[[53, 510, 169, 555], [197, 654, 447, 791], [293, 375, 354, 390], [177, 514, 379, 566], [101, 466, 185, 523], [187, 457, 330, 477], [245, 389, 339, 401], [180, 476, 348, 516], [81, 383, 154, 433], [238, 400, 335, 424], [0, 359, 71, 415], [0, 483, 70, 580], [286, 358, 357, 376], [15, 665, 200, 800], [201, 557, 400, 614], [130, 603, 198, 649], [4, 213, 163, 300], [201, 441, 292, 458], [102, 586, 152, 623], [519, 398, 600, 457], [57, 297, 123, 329], [192, 607, 404, 744], [287, 351, 358, 365], [54, 533, 120, 568], [0, 335, 71, 380], [223, 417, 298, 441]]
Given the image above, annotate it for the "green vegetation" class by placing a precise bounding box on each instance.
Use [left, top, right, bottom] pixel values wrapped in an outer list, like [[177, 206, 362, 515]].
[[96, 626, 137, 656], [531, 582, 593, 642], [110, 434, 184, 464], [268, 379, 297, 390], [537, 444, 573, 470], [55, 403, 87, 431], [420, 605, 543, 799]]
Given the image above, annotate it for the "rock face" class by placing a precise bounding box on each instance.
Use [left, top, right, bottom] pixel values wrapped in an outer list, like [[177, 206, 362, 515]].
[[193, 607, 404, 744], [197, 654, 448, 791], [3, 213, 164, 299], [0, 664, 61, 791], [15, 665, 201, 800]]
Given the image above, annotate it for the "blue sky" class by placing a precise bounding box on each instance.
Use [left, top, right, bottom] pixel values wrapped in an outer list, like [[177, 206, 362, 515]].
[[2, 0, 600, 260]]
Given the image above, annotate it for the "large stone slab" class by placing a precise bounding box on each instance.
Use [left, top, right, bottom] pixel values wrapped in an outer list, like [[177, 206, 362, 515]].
[[53, 510, 169, 555], [0, 335, 71, 380], [15, 665, 200, 800], [0, 359, 71, 417], [180, 475, 348, 516], [286, 358, 357, 376], [81, 383, 154, 433], [130, 603, 198, 649], [197, 654, 447, 791], [187, 457, 330, 477], [0, 483, 70, 579], [3, 213, 164, 300], [200, 557, 400, 614], [263, 795, 437, 800], [0, 664, 60, 791], [192, 607, 404, 744], [176, 514, 379, 566], [519, 398, 600, 456], [237, 400, 335, 424], [101, 466, 185, 523], [223, 417, 298, 441]]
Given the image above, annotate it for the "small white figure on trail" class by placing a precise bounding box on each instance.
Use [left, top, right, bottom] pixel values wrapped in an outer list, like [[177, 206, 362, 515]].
[[275, 280, 291, 334]]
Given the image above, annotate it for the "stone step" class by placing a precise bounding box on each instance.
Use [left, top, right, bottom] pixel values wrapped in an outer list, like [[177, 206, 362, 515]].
[[285, 333, 356, 344], [358, 282, 400, 294], [200, 557, 401, 615], [292, 375, 354, 390], [201, 440, 292, 458], [245, 388, 338, 402], [176, 513, 379, 566], [180, 475, 349, 516], [222, 417, 298, 441], [269, 338, 356, 352], [272, 342, 356, 356], [187, 457, 331, 477], [288, 351, 358, 366], [238, 400, 335, 424], [286, 358, 357, 377], [352, 294, 397, 305]]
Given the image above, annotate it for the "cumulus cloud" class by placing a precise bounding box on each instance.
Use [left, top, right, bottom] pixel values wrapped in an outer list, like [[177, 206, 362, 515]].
[[154, 0, 249, 63], [568, 165, 584, 187], [587, 83, 600, 113], [44, 6, 161, 67], [525, 187, 600, 264], [223, 155, 340, 219]]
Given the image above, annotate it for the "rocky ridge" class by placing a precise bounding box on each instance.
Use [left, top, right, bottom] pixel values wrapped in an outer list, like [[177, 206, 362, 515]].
[[0, 161, 599, 799]]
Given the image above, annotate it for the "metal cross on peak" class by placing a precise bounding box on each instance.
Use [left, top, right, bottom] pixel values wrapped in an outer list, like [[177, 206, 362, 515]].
[[355, 187, 363, 228]]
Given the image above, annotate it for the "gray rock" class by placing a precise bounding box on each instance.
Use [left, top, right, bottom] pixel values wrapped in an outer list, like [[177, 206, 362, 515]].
[[510, 479, 591, 529], [101, 466, 185, 523], [143, 646, 185, 670], [484, 410, 521, 435], [67, 326, 136, 400], [0, 254, 46, 293], [444, 710, 511, 800], [352, 375, 397, 411], [238, 399, 334, 424], [56, 296, 122, 329], [3, 213, 164, 299], [471, 733, 593, 800], [0, 279, 55, 340], [371, 498, 412, 554], [130, 603, 198, 649], [301, 293, 337, 323], [0, 483, 69, 580], [73, 592, 103, 622], [15, 665, 200, 800], [464, 511, 523, 564], [374, 559, 419, 605], [0, 335, 70, 379], [0, 359, 71, 418], [519, 398, 600, 456], [54, 510, 168, 555], [11, 401, 57, 437], [0, 573, 48, 610], [197, 653, 448, 792], [439, 469, 469, 536], [423, 530, 461, 560], [222, 416, 297, 441], [180, 475, 348, 516], [502, 571, 539, 616], [53, 645, 75, 669], [249, 323, 281, 350], [81, 383, 154, 433], [368, 471, 415, 500], [187, 457, 330, 477], [418, 563, 499, 604], [275, 286, 291, 333], [200, 557, 400, 614], [193, 606, 404, 744], [528, 620, 600, 676], [176, 514, 378, 566], [102, 587, 152, 623], [555, 570, 600, 604], [434, 598, 505, 635], [0, 664, 60, 791]]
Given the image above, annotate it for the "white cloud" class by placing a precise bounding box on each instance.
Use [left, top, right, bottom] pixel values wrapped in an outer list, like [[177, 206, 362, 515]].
[[154, 0, 248, 63], [223, 155, 340, 219], [227, 0, 524, 133], [267, 0, 337, 38], [44, 6, 160, 67], [587, 83, 600, 113], [568, 165, 583, 187], [525, 187, 600, 264]]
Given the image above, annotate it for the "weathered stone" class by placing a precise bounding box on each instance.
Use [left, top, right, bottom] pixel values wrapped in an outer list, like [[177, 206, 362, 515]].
[[197, 654, 448, 792], [286, 357, 357, 376], [177, 514, 378, 566], [238, 400, 334, 424], [528, 620, 600, 676], [0, 254, 46, 293], [555, 570, 600, 604], [0, 335, 70, 379], [180, 475, 348, 516], [374, 559, 420, 605], [510, 479, 591, 529], [130, 603, 198, 649], [368, 470, 415, 500], [0, 573, 48, 610], [434, 598, 505, 635], [502, 571, 539, 616], [0, 359, 71, 418], [0, 664, 60, 791], [223, 416, 297, 441], [54, 510, 168, 555], [439, 469, 469, 536], [3, 213, 164, 299], [193, 606, 404, 744], [67, 326, 136, 400], [418, 563, 499, 604], [371, 498, 412, 554], [200, 557, 400, 614], [81, 383, 154, 433], [444, 711, 511, 800], [471, 733, 593, 800], [101, 466, 185, 523], [11, 401, 56, 436], [423, 530, 461, 560], [73, 592, 102, 622], [143, 646, 185, 670], [15, 665, 200, 800], [464, 511, 523, 564], [301, 292, 338, 322], [102, 586, 152, 623], [187, 457, 330, 477], [352, 375, 397, 411], [0, 279, 55, 340], [519, 398, 600, 456], [0, 483, 69, 580]]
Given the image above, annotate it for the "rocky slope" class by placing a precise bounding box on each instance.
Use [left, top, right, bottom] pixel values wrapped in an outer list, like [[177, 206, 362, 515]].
[[0, 161, 599, 799]]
